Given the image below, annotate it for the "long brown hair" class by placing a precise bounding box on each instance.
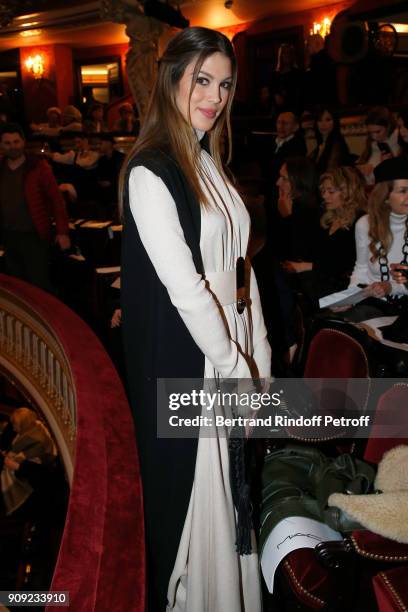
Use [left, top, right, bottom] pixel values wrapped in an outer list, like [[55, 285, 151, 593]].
[[320, 167, 366, 230], [359, 106, 397, 164], [368, 180, 395, 260], [119, 27, 237, 215]]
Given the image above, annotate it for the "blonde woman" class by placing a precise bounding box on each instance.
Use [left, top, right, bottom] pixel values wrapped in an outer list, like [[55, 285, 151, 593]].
[[120, 27, 270, 611], [349, 157, 408, 307], [284, 166, 366, 300]]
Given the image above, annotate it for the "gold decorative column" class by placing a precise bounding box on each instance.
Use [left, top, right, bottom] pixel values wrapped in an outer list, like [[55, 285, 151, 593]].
[[101, 0, 164, 122]]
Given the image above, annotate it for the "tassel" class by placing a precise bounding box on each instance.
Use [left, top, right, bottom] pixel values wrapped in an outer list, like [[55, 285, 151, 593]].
[[229, 427, 253, 555]]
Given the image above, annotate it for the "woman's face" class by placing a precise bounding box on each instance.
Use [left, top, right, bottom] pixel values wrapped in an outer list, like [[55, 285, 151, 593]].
[[367, 123, 388, 142], [176, 52, 233, 132], [320, 179, 343, 210], [276, 163, 291, 196], [388, 180, 408, 215], [398, 117, 408, 143], [317, 111, 334, 136]]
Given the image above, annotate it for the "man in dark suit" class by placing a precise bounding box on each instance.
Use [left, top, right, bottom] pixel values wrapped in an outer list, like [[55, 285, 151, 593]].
[[271, 111, 307, 184]]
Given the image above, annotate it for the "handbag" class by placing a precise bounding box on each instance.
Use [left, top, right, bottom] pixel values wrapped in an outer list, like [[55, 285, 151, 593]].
[[259, 444, 376, 555]]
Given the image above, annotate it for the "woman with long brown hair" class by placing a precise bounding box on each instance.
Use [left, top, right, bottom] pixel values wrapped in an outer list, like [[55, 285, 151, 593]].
[[309, 107, 351, 175], [120, 27, 270, 611], [357, 106, 400, 184]]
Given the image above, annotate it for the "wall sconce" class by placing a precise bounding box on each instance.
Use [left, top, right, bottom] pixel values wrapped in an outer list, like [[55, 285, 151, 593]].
[[25, 54, 45, 79], [310, 18, 332, 38]]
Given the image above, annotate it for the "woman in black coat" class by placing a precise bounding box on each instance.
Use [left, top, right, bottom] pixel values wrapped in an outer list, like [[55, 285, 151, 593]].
[[120, 27, 270, 612]]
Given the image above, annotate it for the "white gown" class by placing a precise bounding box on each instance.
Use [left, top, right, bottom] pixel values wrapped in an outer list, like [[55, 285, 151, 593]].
[[129, 143, 271, 612]]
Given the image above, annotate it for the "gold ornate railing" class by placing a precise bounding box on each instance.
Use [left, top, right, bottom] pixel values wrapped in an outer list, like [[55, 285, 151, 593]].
[[0, 281, 75, 482]]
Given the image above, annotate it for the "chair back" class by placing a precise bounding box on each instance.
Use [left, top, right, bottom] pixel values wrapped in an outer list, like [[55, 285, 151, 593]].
[[364, 383, 408, 464], [304, 322, 370, 379]]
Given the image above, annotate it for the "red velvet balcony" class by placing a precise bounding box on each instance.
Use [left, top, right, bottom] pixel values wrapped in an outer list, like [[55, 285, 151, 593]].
[[0, 273, 145, 612]]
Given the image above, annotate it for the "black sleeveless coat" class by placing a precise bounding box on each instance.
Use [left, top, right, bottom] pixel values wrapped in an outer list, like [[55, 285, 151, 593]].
[[121, 148, 205, 610]]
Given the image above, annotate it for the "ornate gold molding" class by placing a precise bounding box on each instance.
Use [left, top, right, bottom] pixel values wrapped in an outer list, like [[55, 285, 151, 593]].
[[0, 288, 75, 482], [101, 0, 164, 121]]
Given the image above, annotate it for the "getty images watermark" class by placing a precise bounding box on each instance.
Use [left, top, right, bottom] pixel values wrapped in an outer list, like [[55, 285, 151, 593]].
[[156, 378, 408, 439]]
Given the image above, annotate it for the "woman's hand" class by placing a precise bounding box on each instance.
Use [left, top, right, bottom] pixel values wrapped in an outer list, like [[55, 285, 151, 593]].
[[390, 264, 408, 284], [277, 193, 293, 218], [111, 308, 122, 328], [4, 456, 20, 471], [330, 305, 352, 313], [282, 261, 313, 274], [363, 281, 392, 298]]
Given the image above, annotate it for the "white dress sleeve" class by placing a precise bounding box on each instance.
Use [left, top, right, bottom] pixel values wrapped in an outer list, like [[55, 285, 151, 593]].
[[129, 166, 253, 379], [349, 215, 370, 287], [249, 265, 271, 378]]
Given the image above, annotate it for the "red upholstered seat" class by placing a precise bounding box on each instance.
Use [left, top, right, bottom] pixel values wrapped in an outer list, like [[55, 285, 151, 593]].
[[368, 386, 408, 612], [351, 531, 408, 563], [278, 326, 371, 608], [282, 550, 332, 609], [278, 360, 407, 609], [373, 567, 408, 612], [304, 327, 369, 379]]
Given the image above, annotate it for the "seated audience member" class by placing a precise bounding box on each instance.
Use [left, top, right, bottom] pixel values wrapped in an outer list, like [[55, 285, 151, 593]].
[[357, 106, 400, 184], [397, 110, 408, 157], [30, 107, 62, 137], [60, 105, 83, 133], [283, 167, 367, 301], [113, 102, 138, 133], [96, 134, 125, 206], [1, 407, 56, 516], [52, 134, 99, 202], [0, 123, 70, 291], [309, 107, 351, 174], [52, 134, 99, 169], [270, 112, 307, 185], [83, 103, 107, 133], [345, 157, 408, 321], [275, 157, 320, 262], [264, 158, 320, 363]]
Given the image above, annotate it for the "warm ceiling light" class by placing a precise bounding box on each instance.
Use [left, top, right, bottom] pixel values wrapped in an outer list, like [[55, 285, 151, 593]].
[[25, 54, 45, 79], [81, 68, 108, 75], [20, 29, 42, 37], [310, 17, 332, 38]]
